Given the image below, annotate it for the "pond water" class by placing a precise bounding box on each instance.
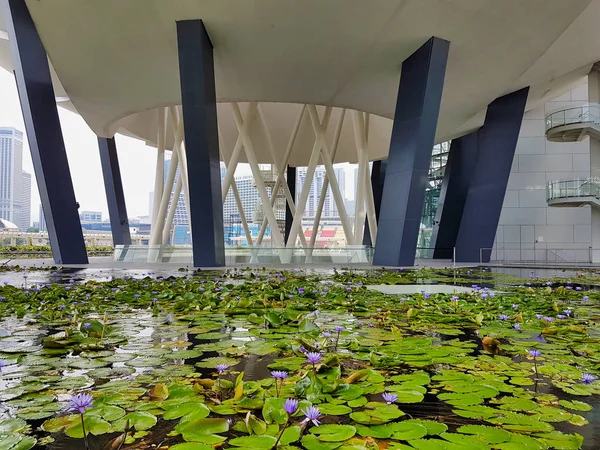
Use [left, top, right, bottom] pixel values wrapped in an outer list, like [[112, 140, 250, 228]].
[[0, 267, 599, 449]]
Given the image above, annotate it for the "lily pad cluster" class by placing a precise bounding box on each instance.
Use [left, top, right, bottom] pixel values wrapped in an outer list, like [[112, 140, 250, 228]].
[[0, 267, 598, 449]]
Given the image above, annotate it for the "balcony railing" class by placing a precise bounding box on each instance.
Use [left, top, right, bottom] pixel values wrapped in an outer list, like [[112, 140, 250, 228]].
[[545, 103, 600, 133], [546, 178, 600, 202]]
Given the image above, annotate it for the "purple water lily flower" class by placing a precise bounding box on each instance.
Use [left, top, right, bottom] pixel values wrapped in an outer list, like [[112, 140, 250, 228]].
[[306, 352, 322, 365], [576, 287, 582, 291], [284, 398, 299, 415], [581, 373, 595, 385], [382, 392, 398, 404], [271, 371, 288, 380], [513, 323, 521, 331], [543, 317, 553, 323], [70, 393, 94, 413], [301, 406, 322, 427], [323, 331, 331, 338], [83, 323, 91, 329], [557, 314, 567, 319], [499, 314, 510, 321], [216, 364, 228, 374], [527, 349, 541, 358], [535, 314, 543, 319], [512, 304, 519, 309], [335, 326, 344, 333], [583, 296, 589, 301]]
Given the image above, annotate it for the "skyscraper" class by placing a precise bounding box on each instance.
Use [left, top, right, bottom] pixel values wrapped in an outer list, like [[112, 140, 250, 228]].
[[38, 204, 47, 232], [20, 171, 31, 230], [0, 127, 23, 227], [296, 166, 346, 219], [164, 158, 188, 226]]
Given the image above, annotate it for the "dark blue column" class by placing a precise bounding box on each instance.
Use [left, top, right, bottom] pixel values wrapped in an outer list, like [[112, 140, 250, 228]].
[[363, 159, 387, 246], [3, 0, 87, 264], [285, 166, 296, 245], [430, 134, 478, 259], [176, 20, 225, 267], [98, 137, 131, 246], [455, 87, 529, 263], [373, 37, 450, 267]]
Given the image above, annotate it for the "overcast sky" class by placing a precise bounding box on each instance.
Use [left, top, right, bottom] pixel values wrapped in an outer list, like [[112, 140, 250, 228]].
[[0, 69, 356, 225]]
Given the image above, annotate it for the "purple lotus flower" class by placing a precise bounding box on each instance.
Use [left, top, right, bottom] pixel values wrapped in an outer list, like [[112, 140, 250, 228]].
[[284, 398, 299, 415], [535, 314, 543, 319], [556, 314, 567, 319], [306, 352, 322, 365], [323, 331, 331, 338], [382, 392, 398, 404], [70, 393, 94, 413], [499, 314, 510, 321], [513, 323, 521, 331], [481, 293, 488, 299], [527, 349, 541, 358], [512, 304, 519, 309], [564, 309, 572, 316], [576, 287, 582, 291], [583, 296, 589, 301], [424, 293, 431, 299], [83, 323, 91, 329], [301, 406, 322, 427], [543, 317, 553, 323], [335, 326, 344, 333], [216, 364, 228, 374], [581, 373, 595, 385], [546, 281, 552, 286], [450, 296, 458, 302], [272, 371, 288, 380]]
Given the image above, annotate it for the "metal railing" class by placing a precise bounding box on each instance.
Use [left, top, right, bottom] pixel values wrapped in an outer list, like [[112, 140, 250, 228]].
[[546, 178, 600, 202], [114, 245, 374, 265], [545, 103, 600, 133], [482, 247, 593, 266]]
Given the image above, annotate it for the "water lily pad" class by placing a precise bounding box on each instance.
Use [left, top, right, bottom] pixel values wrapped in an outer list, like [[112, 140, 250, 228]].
[[311, 424, 356, 442], [457, 425, 511, 444], [228, 435, 277, 448]]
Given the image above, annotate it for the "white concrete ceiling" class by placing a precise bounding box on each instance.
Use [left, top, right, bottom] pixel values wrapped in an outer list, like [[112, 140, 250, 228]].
[[0, 0, 599, 164]]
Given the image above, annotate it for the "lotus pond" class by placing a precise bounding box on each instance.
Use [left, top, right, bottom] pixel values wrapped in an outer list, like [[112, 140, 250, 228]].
[[1, 267, 600, 450]]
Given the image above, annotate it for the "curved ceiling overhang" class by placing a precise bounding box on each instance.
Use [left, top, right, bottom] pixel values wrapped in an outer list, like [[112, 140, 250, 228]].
[[0, 1, 598, 164]]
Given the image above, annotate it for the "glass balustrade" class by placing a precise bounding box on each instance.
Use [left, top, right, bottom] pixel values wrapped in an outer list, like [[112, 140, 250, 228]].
[[545, 103, 600, 133], [546, 178, 600, 201]]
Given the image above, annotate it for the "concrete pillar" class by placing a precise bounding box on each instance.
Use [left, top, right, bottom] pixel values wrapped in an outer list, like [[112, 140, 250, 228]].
[[285, 166, 296, 245], [363, 159, 386, 247], [373, 37, 450, 267], [588, 69, 600, 262], [98, 137, 131, 246], [455, 88, 529, 263], [3, 0, 88, 264], [176, 20, 225, 267], [430, 134, 478, 259]]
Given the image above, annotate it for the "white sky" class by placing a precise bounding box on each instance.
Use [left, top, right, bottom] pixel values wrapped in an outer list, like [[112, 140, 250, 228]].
[[0, 69, 356, 224]]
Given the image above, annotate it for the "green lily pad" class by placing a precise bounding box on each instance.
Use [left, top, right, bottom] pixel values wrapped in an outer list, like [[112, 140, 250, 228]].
[[311, 424, 356, 442], [228, 435, 277, 448]]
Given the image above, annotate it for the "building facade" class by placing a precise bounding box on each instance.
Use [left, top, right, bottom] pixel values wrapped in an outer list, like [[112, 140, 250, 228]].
[[296, 166, 345, 220], [20, 171, 31, 230], [79, 211, 102, 223], [493, 78, 593, 262], [38, 204, 47, 233], [0, 127, 24, 228]]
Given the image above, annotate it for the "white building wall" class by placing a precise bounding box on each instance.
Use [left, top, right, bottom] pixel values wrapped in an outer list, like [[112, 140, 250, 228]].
[[494, 79, 592, 262]]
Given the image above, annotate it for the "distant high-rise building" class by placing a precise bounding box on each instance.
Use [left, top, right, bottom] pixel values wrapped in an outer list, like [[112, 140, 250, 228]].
[[296, 166, 345, 219], [223, 175, 261, 223], [20, 171, 31, 230], [0, 127, 24, 227], [164, 159, 188, 226], [38, 204, 47, 232], [79, 211, 102, 222]]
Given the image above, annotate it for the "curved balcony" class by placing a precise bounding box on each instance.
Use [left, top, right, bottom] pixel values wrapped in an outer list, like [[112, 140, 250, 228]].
[[546, 178, 600, 208], [545, 103, 600, 142]]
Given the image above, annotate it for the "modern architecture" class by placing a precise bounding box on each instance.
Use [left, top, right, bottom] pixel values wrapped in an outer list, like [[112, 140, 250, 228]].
[[79, 211, 102, 223], [0, 127, 23, 228], [38, 204, 47, 233], [3, 1, 600, 266], [20, 170, 30, 230]]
